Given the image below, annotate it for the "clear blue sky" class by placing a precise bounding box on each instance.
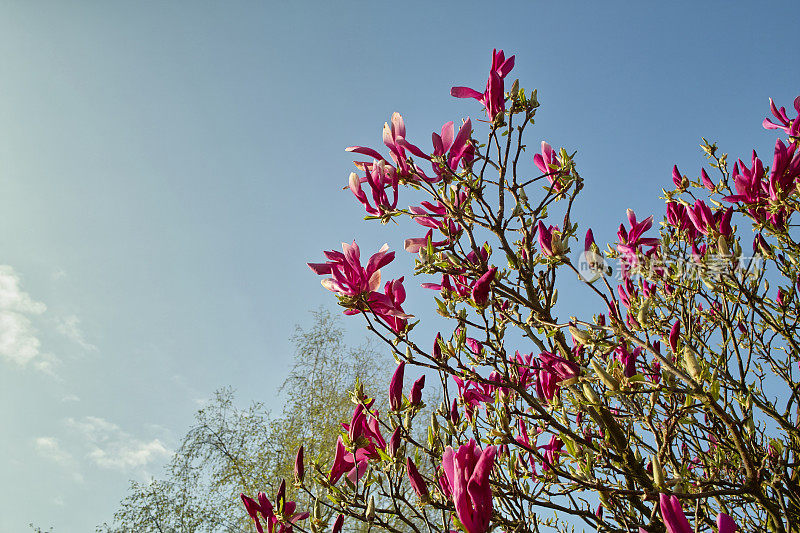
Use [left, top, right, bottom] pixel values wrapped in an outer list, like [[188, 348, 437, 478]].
[[0, 1, 796, 530]]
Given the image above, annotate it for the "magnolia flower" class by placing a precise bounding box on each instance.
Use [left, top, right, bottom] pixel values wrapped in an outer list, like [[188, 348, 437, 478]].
[[441, 440, 497, 533], [241, 489, 309, 533], [534, 141, 566, 191], [389, 362, 405, 411], [451, 49, 515, 121], [409, 375, 425, 406], [407, 457, 429, 498], [307, 241, 394, 298], [656, 494, 740, 533], [763, 95, 800, 137]]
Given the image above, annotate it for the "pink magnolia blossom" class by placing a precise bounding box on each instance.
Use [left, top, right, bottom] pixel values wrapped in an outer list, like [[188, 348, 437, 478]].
[[331, 514, 344, 533], [615, 343, 641, 378], [407, 457, 429, 498], [409, 375, 425, 406], [616, 209, 660, 276], [700, 168, 715, 190], [659, 494, 692, 533], [451, 49, 515, 121], [389, 362, 405, 411], [241, 489, 309, 533], [348, 159, 399, 217], [769, 138, 800, 202], [348, 112, 432, 182], [763, 95, 800, 137], [536, 220, 561, 257], [453, 375, 494, 420], [539, 435, 564, 472], [717, 512, 739, 533], [330, 403, 387, 485], [441, 440, 497, 533], [308, 241, 393, 298], [471, 267, 497, 307], [534, 141, 566, 192]]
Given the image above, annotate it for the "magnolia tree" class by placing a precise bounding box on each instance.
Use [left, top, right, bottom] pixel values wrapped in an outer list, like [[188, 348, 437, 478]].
[[242, 50, 800, 533]]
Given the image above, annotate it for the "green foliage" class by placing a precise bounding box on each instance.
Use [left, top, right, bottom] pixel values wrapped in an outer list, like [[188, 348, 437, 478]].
[[99, 309, 392, 533]]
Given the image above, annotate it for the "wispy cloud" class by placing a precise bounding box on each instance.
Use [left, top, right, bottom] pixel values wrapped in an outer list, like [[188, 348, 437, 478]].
[[66, 416, 172, 474], [0, 265, 47, 366], [35, 436, 83, 483], [56, 314, 96, 352]]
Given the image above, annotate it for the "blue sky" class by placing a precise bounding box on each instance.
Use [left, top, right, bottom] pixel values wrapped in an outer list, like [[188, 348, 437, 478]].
[[0, 1, 797, 531]]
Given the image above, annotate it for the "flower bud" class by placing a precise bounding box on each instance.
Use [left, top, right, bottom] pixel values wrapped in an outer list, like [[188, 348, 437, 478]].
[[407, 457, 429, 498], [684, 347, 702, 381], [294, 446, 305, 484], [450, 398, 460, 425], [332, 514, 344, 533], [669, 320, 680, 354], [433, 332, 443, 360], [389, 361, 405, 411], [388, 426, 401, 458], [409, 375, 425, 406], [583, 383, 601, 404], [591, 360, 619, 391], [365, 495, 375, 522], [652, 454, 664, 488], [569, 325, 590, 345]]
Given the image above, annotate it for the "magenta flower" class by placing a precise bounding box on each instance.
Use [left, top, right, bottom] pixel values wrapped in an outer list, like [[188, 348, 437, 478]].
[[451, 49, 515, 121], [769, 138, 800, 202], [539, 434, 564, 472], [616, 209, 660, 275], [294, 446, 304, 484], [330, 404, 387, 485], [368, 277, 411, 333], [717, 512, 739, 533], [471, 267, 497, 307], [700, 168, 715, 190], [537, 220, 561, 257], [763, 95, 800, 137], [534, 141, 566, 192], [453, 375, 494, 420], [332, 514, 344, 533], [409, 375, 425, 406], [404, 229, 449, 254], [669, 320, 680, 353], [389, 361, 405, 411], [615, 344, 641, 378], [241, 490, 309, 533], [441, 439, 497, 533], [659, 494, 696, 533], [348, 159, 400, 217], [406, 457, 429, 498], [308, 241, 394, 298]]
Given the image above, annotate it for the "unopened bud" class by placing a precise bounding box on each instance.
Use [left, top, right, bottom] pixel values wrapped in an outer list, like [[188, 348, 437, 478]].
[[591, 360, 619, 391], [365, 495, 375, 522], [652, 454, 664, 488], [583, 383, 601, 404], [569, 325, 590, 345], [294, 446, 305, 484], [717, 235, 730, 257], [683, 347, 702, 381]]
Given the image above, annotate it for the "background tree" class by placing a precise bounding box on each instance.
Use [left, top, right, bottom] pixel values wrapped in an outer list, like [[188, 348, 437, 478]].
[[100, 309, 399, 532]]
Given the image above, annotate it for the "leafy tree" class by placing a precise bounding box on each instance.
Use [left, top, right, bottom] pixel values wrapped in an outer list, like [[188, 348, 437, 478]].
[[100, 309, 399, 532], [237, 50, 800, 533]]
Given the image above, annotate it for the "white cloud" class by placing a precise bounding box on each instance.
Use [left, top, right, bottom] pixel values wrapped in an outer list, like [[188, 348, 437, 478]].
[[66, 416, 172, 474], [60, 394, 80, 403], [0, 265, 47, 366], [35, 436, 83, 482], [55, 314, 96, 352]]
